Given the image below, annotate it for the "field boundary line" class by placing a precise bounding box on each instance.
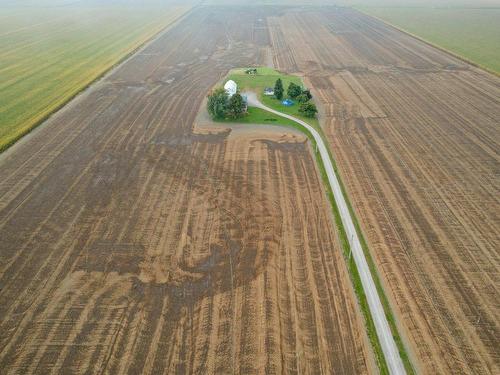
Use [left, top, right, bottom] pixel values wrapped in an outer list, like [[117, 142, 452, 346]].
[[354, 7, 500, 78], [0, 5, 197, 155]]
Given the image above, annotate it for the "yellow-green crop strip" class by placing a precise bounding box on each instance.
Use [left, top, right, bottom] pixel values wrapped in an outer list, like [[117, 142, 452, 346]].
[[0, 2, 191, 152], [357, 6, 500, 75], [218, 67, 415, 374]]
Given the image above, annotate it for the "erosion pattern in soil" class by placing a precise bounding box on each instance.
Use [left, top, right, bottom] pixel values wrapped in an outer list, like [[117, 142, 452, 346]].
[[0, 7, 372, 374], [268, 7, 500, 375]]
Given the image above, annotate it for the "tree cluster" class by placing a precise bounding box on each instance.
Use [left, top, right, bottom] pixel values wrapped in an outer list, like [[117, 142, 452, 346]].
[[298, 102, 318, 118], [287, 82, 302, 99], [207, 89, 246, 120], [280, 80, 318, 118]]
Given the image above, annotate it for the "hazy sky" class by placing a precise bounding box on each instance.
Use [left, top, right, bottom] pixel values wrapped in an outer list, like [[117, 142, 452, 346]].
[[201, 0, 500, 6], [338, 0, 500, 6], [2, 0, 500, 7]]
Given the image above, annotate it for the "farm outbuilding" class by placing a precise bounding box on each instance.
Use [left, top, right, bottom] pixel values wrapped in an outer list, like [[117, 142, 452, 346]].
[[224, 80, 237, 97], [264, 87, 274, 96]]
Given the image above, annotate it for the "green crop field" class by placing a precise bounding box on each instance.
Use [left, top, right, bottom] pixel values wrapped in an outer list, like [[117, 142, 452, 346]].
[[0, 1, 190, 151], [357, 6, 500, 74]]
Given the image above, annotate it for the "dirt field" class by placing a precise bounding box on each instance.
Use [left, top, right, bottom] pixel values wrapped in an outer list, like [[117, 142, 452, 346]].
[[0, 7, 373, 374], [269, 7, 500, 374]]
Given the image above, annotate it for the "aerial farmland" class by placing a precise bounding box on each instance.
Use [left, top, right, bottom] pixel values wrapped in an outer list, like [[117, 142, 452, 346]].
[[0, 1, 498, 374], [0, 0, 190, 151]]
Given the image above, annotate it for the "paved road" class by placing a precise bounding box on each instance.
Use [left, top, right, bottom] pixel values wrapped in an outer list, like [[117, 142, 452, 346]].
[[245, 92, 406, 375]]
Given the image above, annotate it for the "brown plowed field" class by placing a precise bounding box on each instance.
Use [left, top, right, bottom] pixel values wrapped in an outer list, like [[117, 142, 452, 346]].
[[269, 7, 500, 375], [0, 7, 373, 374]]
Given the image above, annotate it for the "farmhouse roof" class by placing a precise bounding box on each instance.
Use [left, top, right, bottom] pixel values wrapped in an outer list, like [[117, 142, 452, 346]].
[[224, 80, 237, 97]]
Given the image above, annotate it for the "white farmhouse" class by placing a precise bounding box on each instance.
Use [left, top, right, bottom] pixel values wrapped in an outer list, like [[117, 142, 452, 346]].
[[224, 80, 237, 98]]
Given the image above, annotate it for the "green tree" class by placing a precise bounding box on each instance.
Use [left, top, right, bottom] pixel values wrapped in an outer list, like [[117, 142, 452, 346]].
[[207, 88, 228, 120], [274, 78, 284, 100], [287, 82, 302, 98], [227, 93, 245, 119], [302, 89, 312, 100], [299, 102, 318, 118], [297, 93, 310, 104]]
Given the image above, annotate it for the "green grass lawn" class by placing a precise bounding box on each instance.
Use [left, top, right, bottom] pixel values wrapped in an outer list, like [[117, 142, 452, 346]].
[[358, 6, 500, 74], [0, 1, 191, 151], [227, 67, 302, 91], [226, 67, 321, 130], [216, 107, 299, 127]]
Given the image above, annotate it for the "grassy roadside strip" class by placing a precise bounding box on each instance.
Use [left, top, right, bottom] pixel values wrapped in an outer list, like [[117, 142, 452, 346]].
[[302, 107, 416, 373], [217, 111, 393, 372], [320, 130, 416, 375], [0, 7, 193, 154], [249, 114, 415, 375], [243, 117, 391, 374], [354, 7, 500, 78]]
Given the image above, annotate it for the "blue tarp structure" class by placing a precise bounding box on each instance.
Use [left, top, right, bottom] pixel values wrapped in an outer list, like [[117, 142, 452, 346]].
[[282, 99, 294, 106]]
